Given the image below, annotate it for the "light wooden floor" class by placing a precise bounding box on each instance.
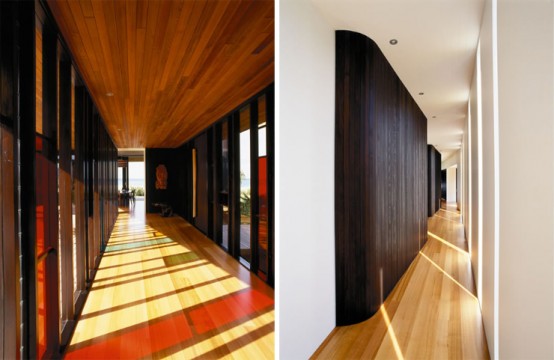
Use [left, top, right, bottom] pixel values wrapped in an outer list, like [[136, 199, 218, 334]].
[[312, 204, 490, 359], [64, 201, 274, 359]]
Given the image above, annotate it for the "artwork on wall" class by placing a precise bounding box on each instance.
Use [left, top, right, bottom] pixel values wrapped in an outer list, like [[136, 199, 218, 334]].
[[155, 164, 168, 189]]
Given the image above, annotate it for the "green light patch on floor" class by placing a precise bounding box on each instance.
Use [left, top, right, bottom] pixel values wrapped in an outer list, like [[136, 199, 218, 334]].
[[105, 237, 174, 252], [163, 252, 200, 267]]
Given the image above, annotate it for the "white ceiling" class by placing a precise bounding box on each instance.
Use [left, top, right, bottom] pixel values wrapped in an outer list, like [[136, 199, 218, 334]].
[[311, 0, 485, 161]]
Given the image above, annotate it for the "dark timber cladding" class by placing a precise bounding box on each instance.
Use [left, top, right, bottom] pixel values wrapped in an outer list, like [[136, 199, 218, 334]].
[[428, 145, 442, 216], [335, 30, 428, 326]]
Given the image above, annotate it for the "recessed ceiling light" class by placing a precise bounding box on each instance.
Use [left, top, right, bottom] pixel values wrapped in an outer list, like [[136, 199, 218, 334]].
[[389, 39, 398, 45], [419, 92, 424, 95], [106, 92, 114, 97]]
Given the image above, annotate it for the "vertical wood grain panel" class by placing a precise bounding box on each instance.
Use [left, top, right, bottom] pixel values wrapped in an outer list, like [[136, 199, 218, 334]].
[[58, 58, 74, 344], [74, 86, 86, 294], [194, 132, 209, 234], [335, 30, 428, 326], [18, 2, 38, 357], [0, 4, 18, 356], [428, 145, 442, 216]]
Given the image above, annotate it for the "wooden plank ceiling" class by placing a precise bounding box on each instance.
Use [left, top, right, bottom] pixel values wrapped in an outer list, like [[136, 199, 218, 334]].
[[46, 0, 274, 148]]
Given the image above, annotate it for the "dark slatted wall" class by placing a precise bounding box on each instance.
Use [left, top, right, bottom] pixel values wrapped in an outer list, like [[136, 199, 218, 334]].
[[428, 145, 442, 216], [145, 148, 186, 215], [194, 132, 209, 234], [335, 30, 428, 326]]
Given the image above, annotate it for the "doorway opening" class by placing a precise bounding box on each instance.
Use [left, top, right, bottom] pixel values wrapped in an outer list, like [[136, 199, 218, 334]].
[[118, 149, 145, 213]]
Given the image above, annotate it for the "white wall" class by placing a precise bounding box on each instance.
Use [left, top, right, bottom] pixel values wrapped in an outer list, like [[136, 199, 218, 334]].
[[469, 51, 482, 313], [446, 166, 457, 203], [278, 0, 336, 358], [442, 150, 462, 207], [441, 150, 460, 169], [496, 1, 554, 358], [466, 1, 554, 358], [476, 1, 498, 356], [462, 111, 470, 260]]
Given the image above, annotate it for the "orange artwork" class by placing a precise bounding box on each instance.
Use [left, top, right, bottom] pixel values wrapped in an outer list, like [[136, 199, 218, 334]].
[[155, 164, 168, 190]]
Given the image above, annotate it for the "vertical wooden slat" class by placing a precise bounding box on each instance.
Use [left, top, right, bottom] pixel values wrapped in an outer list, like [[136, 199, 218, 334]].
[[58, 58, 74, 346], [250, 99, 259, 273], [207, 127, 214, 239], [0, 79, 17, 360], [213, 123, 223, 245], [86, 95, 94, 282], [74, 86, 86, 297], [230, 111, 241, 259], [428, 145, 442, 216], [17, 1, 37, 357], [93, 114, 100, 266], [41, 17, 60, 357], [0, 3, 19, 357], [266, 85, 275, 287]]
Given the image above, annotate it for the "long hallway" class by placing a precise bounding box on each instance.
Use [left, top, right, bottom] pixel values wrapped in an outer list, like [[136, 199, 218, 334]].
[[312, 205, 489, 359], [64, 202, 274, 359]]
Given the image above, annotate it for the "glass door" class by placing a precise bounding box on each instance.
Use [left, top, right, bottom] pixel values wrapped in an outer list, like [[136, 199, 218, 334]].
[[256, 95, 269, 280], [239, 105, 252, 265], [210, 88, 273, 286], [217, 120, 230, 250], [35, 16, 60, 358]]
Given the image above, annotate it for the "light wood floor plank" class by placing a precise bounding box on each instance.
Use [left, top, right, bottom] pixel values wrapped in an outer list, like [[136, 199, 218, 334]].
[[65, 202, 274, 359], [312, 206, 489, 360]]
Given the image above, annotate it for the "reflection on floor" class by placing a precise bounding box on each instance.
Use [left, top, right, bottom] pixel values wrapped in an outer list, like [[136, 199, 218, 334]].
[[64, 201, 274, 359], [312, 205, 489, 359]]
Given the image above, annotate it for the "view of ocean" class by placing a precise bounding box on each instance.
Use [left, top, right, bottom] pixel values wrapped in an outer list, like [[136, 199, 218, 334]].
[[118, 178, 144, 189]]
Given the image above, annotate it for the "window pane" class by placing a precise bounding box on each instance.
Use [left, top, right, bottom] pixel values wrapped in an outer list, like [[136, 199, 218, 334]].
[[257, 95, 268, 275], [220, 120, 229, 250], [239, 106, 251, 264]]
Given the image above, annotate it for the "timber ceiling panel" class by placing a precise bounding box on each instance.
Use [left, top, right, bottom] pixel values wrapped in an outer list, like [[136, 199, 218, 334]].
[[47, 0, 274, 148]]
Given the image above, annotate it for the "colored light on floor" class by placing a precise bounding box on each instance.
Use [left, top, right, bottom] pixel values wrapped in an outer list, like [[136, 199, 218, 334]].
[[66, 200, 274, 358], [189, 289, 274, 334], [163, 252, 199, 266], [65, 311, 193, 359], [104, 236, 174, 252]]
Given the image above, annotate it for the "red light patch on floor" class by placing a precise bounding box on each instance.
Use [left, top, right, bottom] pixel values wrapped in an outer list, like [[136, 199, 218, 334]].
[[189, 289, 274, 334], [65, 311, 192, 359]]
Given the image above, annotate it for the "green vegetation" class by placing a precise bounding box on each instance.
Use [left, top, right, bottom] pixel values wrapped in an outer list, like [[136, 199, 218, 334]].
[[130, 186, 145, 196], [240, 189, 251, 216]]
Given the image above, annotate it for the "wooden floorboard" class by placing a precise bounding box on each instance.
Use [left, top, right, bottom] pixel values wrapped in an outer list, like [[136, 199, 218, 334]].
[[312, 204, 490, 359], [64, 200, 274, 359]]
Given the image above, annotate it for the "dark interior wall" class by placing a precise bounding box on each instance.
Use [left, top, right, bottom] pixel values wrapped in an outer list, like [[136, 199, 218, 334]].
[[194, 132, 209, 234], [145, 148, 187, 214], [428, 145, 442, 216], [441, 168, 447, 200], [335, 30, 428, 326]]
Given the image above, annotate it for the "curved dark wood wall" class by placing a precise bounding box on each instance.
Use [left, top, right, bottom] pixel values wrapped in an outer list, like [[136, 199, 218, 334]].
[[428, 145, 442, 216], [335, 30, 428, 326]]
